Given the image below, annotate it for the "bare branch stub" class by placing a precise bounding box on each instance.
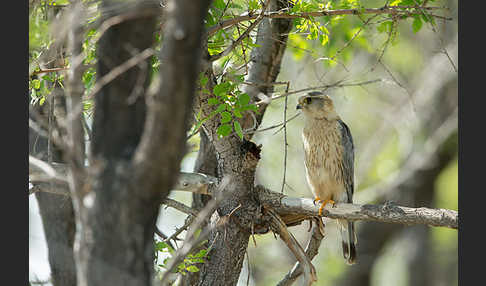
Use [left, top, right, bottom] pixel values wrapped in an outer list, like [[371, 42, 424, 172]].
[[267, 208, 317, 286], [277, 221, 325, 286]]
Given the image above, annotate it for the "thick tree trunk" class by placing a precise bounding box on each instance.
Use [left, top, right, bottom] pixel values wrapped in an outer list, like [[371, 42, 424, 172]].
[[196, 1, 292, 285], [68, 1, 211, 285], [72, 3, 159, 285], [30, 123, 77, 286], [30, 59, 77, 286]]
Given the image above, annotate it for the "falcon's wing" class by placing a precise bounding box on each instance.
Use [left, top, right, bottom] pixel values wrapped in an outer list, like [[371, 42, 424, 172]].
[[338, 119, 355, 202]]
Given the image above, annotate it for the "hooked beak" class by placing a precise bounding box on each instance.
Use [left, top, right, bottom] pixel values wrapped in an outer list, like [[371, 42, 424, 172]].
[[296, 104, 302, 110]]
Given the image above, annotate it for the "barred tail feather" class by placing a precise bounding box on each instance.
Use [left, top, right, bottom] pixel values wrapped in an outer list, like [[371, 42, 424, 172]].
[[339, 219, 357, 265]]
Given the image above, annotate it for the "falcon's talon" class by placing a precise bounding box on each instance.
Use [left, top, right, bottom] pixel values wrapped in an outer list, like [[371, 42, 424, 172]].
[[316, 199, 335, 216]]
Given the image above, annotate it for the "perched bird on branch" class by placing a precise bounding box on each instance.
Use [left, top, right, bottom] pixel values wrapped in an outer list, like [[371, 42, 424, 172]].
[[297, 92, 357, 264]]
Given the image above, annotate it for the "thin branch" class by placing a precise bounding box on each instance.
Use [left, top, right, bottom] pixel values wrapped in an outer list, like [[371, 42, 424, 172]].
[[160, 176, 236, 286], [65, 2, 87, 198], [209, 0, 271, 62], [280, 81, 290, 193], [370, 16, 397, 72], [85, 48, 155, 99], [30, 67, 69, 77], [163, 198, 198, 216], [261, 79, 383, 103], [412, 0, 457, 72], [163, 215, 195, 244], [277, 221, 325, 286], [29, 155, 68, 184], [329, 13, 380, 63], [244, 113, 300, 135], [207, 6, 451, 37], [267, 208, 317, 286]]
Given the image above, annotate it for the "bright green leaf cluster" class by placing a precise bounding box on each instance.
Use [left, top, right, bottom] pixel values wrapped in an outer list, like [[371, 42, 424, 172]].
[[154, 239, 209, 276], [192, 72, 258, 140]]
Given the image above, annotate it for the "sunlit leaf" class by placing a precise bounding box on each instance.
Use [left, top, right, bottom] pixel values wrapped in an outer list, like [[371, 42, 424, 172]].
[[220, 111, 232, 123], [234, 121, 243, 140], [217, 123, 233, 137]]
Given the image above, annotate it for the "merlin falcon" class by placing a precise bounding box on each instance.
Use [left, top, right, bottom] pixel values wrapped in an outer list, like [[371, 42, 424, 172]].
[[297, 92, 357, 264]]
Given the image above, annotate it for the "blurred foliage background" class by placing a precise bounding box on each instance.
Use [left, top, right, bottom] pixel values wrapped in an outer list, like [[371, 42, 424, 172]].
[[29, 0, 457, 285]]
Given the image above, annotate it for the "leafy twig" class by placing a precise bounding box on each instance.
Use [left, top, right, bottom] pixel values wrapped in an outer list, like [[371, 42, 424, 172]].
[[207, 6, 451, 37]]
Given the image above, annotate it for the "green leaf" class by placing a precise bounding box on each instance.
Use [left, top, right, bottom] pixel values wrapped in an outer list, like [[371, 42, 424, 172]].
[[220, 111, 232, 123], [412, 16, 423, 33], [155, 241, 168, 251], [32, 79, 41, 89], [319, 33, 329, 46], [241, 104, 258, 112], [186, 265, 200, 273], [248, 0, 260, 10], [234, 121, 243, 140], [233, 109, 243, 118], [237, 93, 250, 106], [213, 82, 232, 97], [195, 249, 208, 257], [216, 103, 227, 113], [377, 21, 392, 33], [208, 97, 219, 105], [213, 0, 226, 10], [200, 75, 208, 86], [217, 123, 233, 137]]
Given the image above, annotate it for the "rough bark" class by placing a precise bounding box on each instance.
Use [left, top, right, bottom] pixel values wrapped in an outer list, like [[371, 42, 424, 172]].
[[30, 98, 77, 286], [180, 132, 217, 286], [71, 2, 158, 285], [192, 132, 217, 209], [66, 1, 212, 286], [29, 11, 78, 281], [257, 189, 458, 229], [34, 192, 77, 286], [195, 1, 293, 285], [241, 0, 293, 132]]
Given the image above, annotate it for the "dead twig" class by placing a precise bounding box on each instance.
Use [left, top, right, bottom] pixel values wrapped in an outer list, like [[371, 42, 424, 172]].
[[267, 208, 317, 286], [280, 81, 290, 193], [277, 220, 325, 286]]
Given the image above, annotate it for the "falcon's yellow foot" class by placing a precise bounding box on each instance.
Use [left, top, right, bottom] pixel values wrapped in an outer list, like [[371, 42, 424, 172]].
[[314, 198, 335, 216]]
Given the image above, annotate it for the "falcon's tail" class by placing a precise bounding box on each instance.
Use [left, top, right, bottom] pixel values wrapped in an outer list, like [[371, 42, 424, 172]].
[[338, 219, 357, 265]]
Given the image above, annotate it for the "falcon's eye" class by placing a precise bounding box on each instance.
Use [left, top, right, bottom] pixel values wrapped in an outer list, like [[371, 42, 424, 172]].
[[305, 97, 312, 104]]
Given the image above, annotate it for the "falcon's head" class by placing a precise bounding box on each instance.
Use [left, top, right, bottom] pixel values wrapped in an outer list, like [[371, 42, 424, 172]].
[[296, 92, 338, 120]]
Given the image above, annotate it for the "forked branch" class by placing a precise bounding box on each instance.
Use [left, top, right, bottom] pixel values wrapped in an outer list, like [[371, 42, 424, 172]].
[[29, 166, 459, 229]]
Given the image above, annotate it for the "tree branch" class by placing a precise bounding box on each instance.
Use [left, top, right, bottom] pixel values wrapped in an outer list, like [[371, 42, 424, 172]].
[[208, 0, 271, 62], [132, 0, 212, 201], [288, 198, 457, 229], [29, 165, 459, 229], [207, 6, 451, 37], [267, 208, 317, 286], [277, 221, 325, 286]]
